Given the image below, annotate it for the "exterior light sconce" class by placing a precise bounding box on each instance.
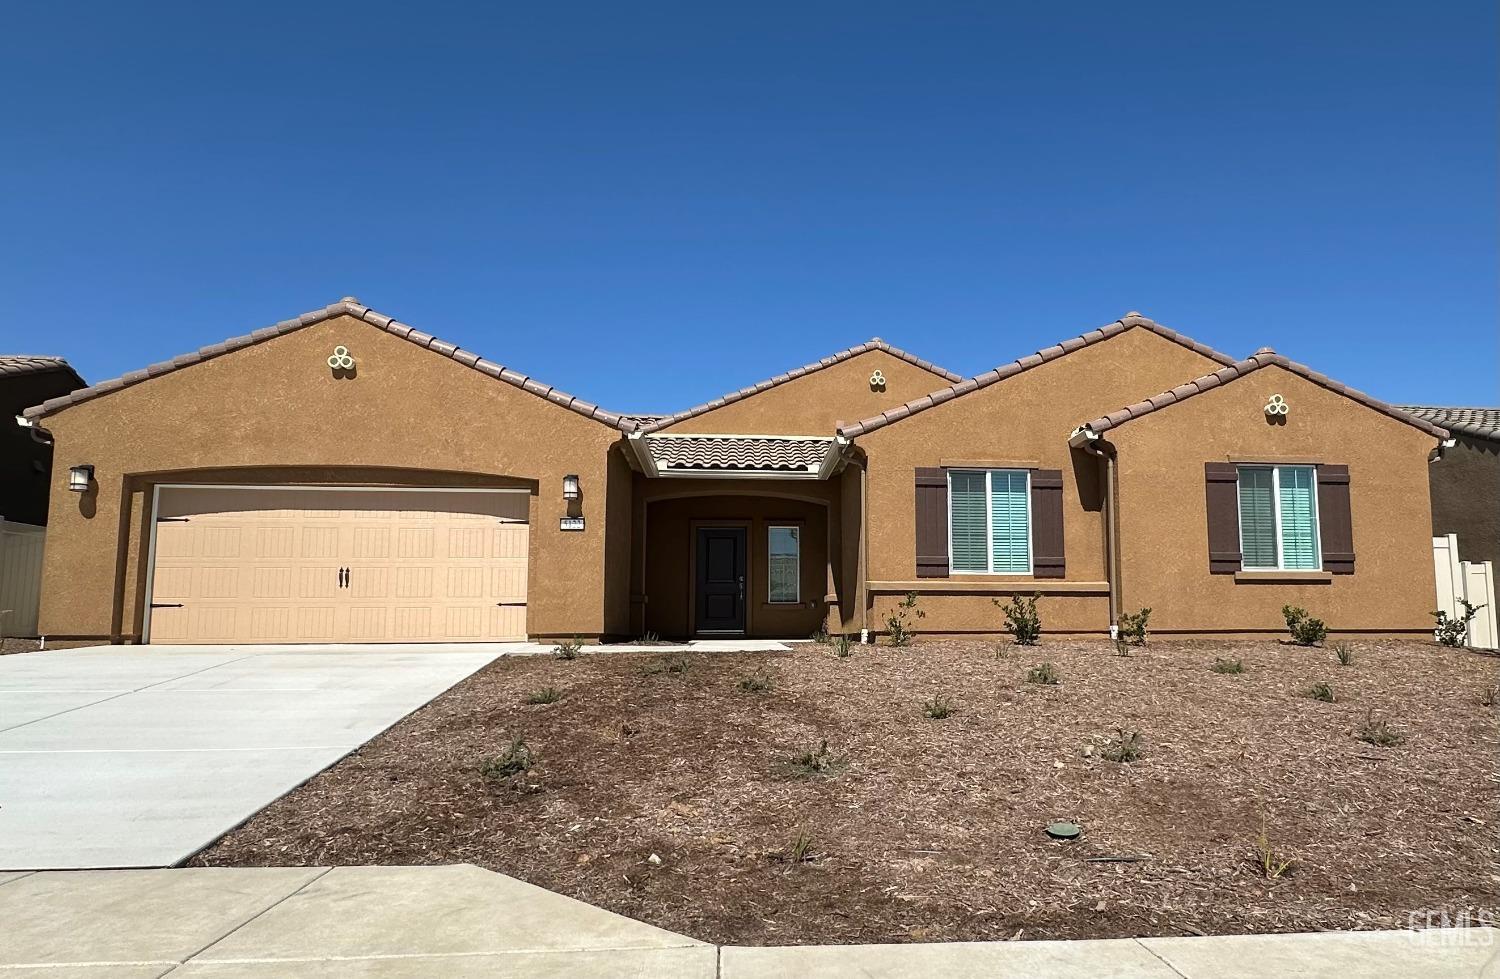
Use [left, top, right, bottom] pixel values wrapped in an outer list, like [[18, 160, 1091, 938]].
[[562, 474, 581, 501], [68, 464, 95, 492]]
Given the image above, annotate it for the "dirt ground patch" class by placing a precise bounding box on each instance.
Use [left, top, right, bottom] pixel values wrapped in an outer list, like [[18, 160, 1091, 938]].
[[193, 638, 1500, 945]]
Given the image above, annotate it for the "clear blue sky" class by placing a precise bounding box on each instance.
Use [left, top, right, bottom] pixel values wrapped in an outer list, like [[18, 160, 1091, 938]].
[[2, 2, 1494, 413]]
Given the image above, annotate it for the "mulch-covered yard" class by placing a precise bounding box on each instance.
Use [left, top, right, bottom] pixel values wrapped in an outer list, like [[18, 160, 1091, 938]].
[[193, 637, 1500, 945]]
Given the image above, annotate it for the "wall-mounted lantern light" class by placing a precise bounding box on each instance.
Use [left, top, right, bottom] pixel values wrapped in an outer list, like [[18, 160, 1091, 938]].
[[562, 474, 581, 500], [68, 464, 95, 493]]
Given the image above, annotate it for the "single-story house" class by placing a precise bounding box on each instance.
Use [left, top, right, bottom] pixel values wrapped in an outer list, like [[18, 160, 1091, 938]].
[[1399, 406, 1499, 566], [2, 355, 86, 526], [19, 299, 1452, 645]]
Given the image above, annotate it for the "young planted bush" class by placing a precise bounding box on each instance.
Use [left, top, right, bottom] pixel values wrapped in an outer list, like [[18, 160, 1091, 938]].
[[1481, 684, 1498, 708], [1210, 657, 1245, 675], [886, 592, 926, 646], [1355, 710, 1406, 747], [833, 635, 853, 658], [810, 626, 831, 645], [1113, 637, 1132, 657], [738, 673, 772, 693], [1252, 814, 1296, 880], [1118, 607, 1152, 645], [1432, 599, 1486, 648], [480, 737, 534, 781], [1101, 728, 1144, 762], [1282, 605, 1328, 646], [1333, 642, 1355, 667], [643, 654, 692, 676], [523, 687, 564, 705], [923, 694, 956, 719], [995, 593, 1042, 645], [552, 637, 582, 660], [1026, 662, 1060, 685], [783, 740, 845, 778], [1302, 682, 1335, 703]]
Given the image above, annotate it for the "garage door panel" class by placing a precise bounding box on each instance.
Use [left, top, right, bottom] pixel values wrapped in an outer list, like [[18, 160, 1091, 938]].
[[149, 487, 530, 644]]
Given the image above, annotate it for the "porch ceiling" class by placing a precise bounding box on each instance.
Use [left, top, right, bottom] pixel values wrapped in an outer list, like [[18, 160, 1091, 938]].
[[629, 433, 846, 479]]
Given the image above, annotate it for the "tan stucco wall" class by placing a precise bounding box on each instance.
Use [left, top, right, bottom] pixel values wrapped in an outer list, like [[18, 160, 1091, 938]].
[[856, 328, 1224, 635], [1429, 435, 1500, 565], [658, 349, 953, 436], [1107, 364, 1439, 635], [36, 315, 626, 641]]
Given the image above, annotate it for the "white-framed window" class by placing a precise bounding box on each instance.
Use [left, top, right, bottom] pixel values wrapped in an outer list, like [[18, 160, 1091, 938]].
[[1237, 465, 1321, 570], [768, 525, 800, 603], [948, 469, 1031, 574]]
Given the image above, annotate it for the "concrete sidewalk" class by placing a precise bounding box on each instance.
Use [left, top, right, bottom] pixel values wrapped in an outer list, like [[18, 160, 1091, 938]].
[[0, 864, 1491, 977]]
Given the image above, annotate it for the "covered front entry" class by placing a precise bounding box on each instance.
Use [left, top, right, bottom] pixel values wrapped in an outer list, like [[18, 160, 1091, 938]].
[[146, 485, 529, 644]]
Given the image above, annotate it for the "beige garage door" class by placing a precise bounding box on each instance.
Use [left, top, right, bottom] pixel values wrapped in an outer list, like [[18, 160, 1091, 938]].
[[147, 486, 529, 644]]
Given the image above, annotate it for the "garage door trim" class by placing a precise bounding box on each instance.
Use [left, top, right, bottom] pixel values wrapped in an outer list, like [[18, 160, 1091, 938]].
[[143, 483, 532, 643]]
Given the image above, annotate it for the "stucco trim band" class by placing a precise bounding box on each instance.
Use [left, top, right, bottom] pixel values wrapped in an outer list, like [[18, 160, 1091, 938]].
[[22, 298, 636, 433], [869, 580, 1110, 594], [837, 312, 1240, 439], [1077, 349, 1451, 441]]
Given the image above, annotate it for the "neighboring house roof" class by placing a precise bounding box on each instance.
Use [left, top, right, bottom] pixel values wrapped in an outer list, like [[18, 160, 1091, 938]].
[[0, 354, 84, 386], [1398, 406, 1500, 443], [1075, 348, 1451, 440], [22, 299, 635, 432], [632, 433, 841, 478], [641, 338, 962, 434], [837, 312, 1238, 439]]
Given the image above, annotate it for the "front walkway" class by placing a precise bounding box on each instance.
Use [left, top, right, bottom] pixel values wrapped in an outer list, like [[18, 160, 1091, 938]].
[[0, 644, 503, 869], [0, 865, 1491, 977]]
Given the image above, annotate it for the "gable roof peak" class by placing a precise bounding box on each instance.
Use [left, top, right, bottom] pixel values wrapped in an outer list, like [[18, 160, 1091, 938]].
[[641, 336, 960, 433], [23, 297, 635, 432], [837, 311, 1238, 439], [1253, 345, 1276, 356]]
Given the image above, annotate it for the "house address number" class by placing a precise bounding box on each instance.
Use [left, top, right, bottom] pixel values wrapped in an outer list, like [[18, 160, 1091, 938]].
[[560, 516, 585, 531]]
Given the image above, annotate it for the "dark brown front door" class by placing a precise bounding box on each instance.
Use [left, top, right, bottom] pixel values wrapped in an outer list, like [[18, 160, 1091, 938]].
[[695, 527, 746, 634]]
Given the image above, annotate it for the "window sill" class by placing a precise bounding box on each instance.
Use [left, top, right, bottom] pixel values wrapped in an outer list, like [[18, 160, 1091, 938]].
[[1234, 570, 1333, 584]]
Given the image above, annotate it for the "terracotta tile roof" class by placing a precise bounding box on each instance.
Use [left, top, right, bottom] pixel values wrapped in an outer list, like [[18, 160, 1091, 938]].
[[1077, 348, 1451, 440], [645, 434, 834, 474], [1397, 406, 1500, 442], [642, 338, 961, 434], [620, 413, 669, 428], [0, 355, 83, 385], [21, 299, 635, 432], [837, 313, 1238, 439]]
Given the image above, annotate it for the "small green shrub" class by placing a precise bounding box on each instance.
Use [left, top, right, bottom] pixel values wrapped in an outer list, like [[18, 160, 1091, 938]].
[[1333, 642, 1354, 667], [1303, 682, 1335, 703], [1433, 599, 1486, 647], [1118, 607, 1152, 645], [1355, 710, 1406, 747], [833, 635, 853, 658], [1282, 605, 1328, 646], [1112, 637, 1132, 657], [1026, 662, 1060, 685], [784, 740, 845, 778], [1211, 657, 1245, 675], [643, 654, 691, 676], [810, 626, 831, 645], [788, 829, 816, 863], [552, 637, 582, 660], [1101, 728, 1144, 763], [1252, 814, 1296, 879], [480, 738, 534, 780], [1481, 684, 1498, 708], [524, 686, 564, 705], [995, 593, 1042, 645], [923, 694, 956, 719], [738, 673, 772, 693], [638, 630, 662, 644], [886, 592, 926, 646]]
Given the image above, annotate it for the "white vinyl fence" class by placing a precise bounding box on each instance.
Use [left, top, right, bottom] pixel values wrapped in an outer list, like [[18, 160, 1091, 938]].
[[1433, 534, 1498, 650], [0, 520, 47, 638]]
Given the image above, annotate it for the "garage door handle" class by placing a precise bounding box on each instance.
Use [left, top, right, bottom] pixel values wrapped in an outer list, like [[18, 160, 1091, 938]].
[[151, 603, 184, 609], [338, 567, 349, 589], [496, 602, 525, 607]]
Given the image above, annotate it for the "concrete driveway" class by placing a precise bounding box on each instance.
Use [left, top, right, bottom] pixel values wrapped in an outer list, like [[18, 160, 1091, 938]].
[[0, 644, 507, 870]]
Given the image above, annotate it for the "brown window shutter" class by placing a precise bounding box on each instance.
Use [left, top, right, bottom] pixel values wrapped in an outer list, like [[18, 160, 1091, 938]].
[[915, 467, 949, 578], [1317, 465, 1354, 574], [1205, 463, 1241, 574], [1030, 469, 1065, 578]]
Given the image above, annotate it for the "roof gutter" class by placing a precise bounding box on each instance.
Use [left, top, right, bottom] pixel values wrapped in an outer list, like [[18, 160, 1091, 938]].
[[626, 432, 659, 477], [816, 435, 852, 480], [1071, 427, 1119, 634], [14, 413, 53, 446], [1430, 437, 1456, 464]]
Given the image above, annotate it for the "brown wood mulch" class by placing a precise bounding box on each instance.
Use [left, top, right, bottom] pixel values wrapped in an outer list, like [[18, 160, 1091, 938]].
[[192, 638, 1500, 945]]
